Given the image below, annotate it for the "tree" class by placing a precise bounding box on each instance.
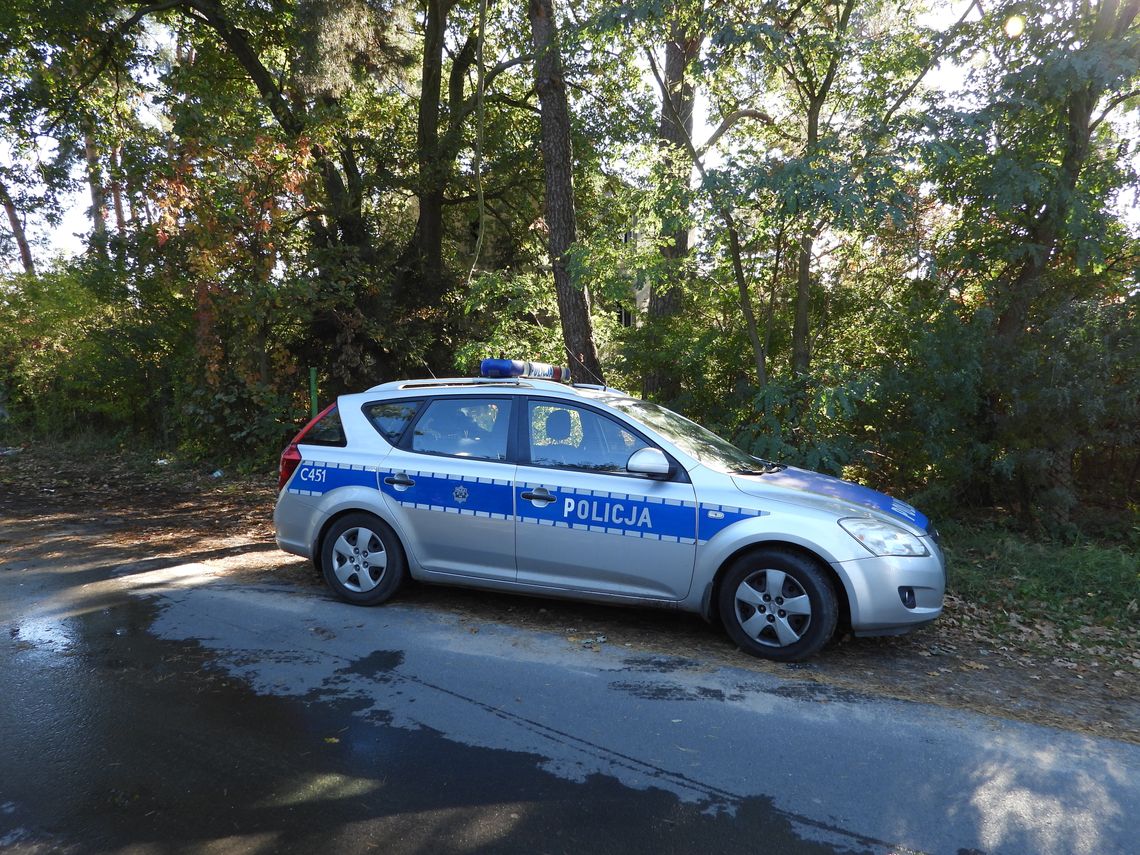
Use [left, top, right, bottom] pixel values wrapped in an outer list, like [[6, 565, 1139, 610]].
[[644, 0, 703, 401], [528, 0, 604, 384], [927, 0, 1140, 520], [0, 175, 35, 274]]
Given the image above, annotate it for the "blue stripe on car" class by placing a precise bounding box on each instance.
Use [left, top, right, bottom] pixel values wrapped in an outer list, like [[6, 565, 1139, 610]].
[[380, 470, 514, 519], [287, 461, 379, 494], [516, 484, 700, 543], [292, 462, 780, 545], [697, 505, 770, 541]]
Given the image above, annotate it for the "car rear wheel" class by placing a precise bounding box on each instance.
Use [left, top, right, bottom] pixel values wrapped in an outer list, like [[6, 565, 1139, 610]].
[[320, 512, 406, 605], [718, 548, 837, 662]]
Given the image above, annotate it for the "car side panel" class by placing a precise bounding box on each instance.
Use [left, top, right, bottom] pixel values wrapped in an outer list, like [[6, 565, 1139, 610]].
[[378, 449, 518, 582]]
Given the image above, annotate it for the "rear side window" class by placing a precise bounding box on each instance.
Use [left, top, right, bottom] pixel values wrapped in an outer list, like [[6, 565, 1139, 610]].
[[364, 400, 422, 445], [299, 406, 346, 447]]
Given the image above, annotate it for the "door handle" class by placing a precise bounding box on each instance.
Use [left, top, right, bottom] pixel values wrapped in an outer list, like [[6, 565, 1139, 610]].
[[521, 487, 556, 505], [384, 473, 415, 490]]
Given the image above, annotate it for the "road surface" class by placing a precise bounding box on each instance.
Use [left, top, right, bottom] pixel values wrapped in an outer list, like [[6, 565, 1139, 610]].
[[1, 517, 1137, 854]]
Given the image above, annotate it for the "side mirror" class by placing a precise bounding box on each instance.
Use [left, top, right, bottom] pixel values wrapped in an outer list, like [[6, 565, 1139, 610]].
[[627, 447, 672, 477]]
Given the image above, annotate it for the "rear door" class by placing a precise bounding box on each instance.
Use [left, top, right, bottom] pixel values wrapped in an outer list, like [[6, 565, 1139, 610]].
[[514, 398, 698, 600], [376, 395, 517, 582]]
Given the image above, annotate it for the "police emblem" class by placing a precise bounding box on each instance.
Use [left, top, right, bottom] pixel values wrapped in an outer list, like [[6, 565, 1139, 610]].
[[453, 485, 469, 504]]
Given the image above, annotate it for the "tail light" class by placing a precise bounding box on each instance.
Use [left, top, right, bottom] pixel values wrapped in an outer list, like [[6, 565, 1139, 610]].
[[278, 444, 302, 492]]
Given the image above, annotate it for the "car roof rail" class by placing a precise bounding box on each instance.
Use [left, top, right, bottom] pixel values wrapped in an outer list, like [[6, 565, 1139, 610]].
[[364, 378, 518, 392], [362, 376, 589, 394]]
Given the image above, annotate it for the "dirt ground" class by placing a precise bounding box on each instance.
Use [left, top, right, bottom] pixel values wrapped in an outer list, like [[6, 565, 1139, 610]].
[[2, 444, 1137, 745]]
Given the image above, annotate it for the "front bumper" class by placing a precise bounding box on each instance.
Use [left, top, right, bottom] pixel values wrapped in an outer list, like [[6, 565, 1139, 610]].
[[834, 538, 946, 636]]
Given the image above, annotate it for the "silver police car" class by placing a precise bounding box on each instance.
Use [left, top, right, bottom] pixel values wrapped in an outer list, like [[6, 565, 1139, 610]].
[[274, 360, 945, 661]]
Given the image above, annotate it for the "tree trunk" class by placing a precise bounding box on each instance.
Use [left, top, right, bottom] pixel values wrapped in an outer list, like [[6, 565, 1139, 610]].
[[994, 93, 1092, 341], [788, 0, 855, 376], [726, 208, 767, 387], [0, 176, 35, 275], [528, 0, 604, 385], [110, 145, 127, 237], [83, 121, 109, 260], [412, 0, 452, 295], [646, 46, 766, 388], [791, 231, 813, 375], [791, 98, 821, 376], [645, 5, 702, 400]]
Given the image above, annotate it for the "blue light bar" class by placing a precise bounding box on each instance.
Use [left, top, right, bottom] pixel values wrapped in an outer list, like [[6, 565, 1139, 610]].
[[480, 358, 571, 382]]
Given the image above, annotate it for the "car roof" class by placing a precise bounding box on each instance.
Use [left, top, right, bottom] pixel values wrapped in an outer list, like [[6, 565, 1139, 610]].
[[360, 377, 629, 403]]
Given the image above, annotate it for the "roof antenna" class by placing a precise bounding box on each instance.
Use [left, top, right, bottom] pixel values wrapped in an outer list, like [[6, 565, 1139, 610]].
[[564, 346, 604, 387], [422, 361, 437, 380]]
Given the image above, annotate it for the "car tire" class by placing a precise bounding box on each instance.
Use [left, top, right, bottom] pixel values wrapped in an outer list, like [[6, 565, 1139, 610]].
[[320, 512, 406, 606], [718, 547, 838, 662]]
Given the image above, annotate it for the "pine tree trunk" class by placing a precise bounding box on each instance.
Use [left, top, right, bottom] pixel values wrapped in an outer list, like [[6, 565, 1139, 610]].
[[645, 8, 701, 400], [528, 0, 604, 385], [412, 0, 451, 296]]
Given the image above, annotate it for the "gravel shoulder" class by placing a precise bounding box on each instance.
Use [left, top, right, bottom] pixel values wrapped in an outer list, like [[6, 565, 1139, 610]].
[[2, 445, 1137, 744]]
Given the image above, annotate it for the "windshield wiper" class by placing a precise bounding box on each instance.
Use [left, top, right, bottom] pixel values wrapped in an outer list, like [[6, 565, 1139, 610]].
[[731, 460, 785, 476]]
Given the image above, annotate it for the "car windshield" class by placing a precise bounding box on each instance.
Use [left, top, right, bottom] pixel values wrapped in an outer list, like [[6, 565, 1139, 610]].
[[607, 398, 780, 475]]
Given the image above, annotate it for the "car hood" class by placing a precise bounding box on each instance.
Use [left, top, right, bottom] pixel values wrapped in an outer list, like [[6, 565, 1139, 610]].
[[732, 466, 930, 531]]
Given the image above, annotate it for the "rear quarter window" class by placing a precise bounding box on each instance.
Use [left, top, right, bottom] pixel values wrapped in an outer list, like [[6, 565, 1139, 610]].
[[299, 406, 347, 447], [364, 400, 422, 445]]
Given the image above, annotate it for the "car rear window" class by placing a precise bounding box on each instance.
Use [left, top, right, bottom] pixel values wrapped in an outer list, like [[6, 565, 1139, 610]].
[[299, 406, 347, 447], [364, 400, 422, 445]]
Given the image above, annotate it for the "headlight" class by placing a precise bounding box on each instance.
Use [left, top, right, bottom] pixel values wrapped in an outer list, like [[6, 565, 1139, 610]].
[[839, 518, 928, 557]]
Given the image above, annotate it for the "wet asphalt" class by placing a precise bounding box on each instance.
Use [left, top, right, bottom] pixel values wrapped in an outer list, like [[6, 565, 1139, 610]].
[[2, 518, 1139, 855]]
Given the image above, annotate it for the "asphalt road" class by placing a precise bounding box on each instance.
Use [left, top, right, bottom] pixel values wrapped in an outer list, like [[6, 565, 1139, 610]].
[[2, 519, 1138, 854]]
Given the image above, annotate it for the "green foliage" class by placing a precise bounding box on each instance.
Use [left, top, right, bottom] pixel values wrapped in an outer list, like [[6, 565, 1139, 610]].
[[0, 0, 1136, 532], [455, 269, 583, 375], [178, 380, 296, 464], [736, 374, 867, 476], [851, 305, 991, 513], [0, 263, 181, 439], [987, 295, 1140, 525], [942, 520, 1140, 630]]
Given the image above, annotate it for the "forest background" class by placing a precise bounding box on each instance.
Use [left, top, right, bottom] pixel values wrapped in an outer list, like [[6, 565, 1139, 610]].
[[0, 0, 1137, 553]]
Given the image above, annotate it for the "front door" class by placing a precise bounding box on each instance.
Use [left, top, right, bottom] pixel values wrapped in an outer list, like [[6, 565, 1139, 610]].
[[514, 399, 697, 600]]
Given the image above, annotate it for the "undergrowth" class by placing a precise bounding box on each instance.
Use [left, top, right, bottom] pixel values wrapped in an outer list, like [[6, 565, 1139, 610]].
[[941, 520, 1139, 632]]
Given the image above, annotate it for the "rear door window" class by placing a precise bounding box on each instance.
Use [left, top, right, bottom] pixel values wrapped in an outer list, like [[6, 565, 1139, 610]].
[[408, 398, 512, 461]]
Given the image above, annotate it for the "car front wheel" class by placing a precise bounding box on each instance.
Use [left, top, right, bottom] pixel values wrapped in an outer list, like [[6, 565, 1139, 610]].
[[320, 512, 406, 605], [718, 548, 838, 662]]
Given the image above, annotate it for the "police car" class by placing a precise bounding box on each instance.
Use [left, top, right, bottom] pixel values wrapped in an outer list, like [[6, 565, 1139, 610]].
[[274, 359, 945, 661]]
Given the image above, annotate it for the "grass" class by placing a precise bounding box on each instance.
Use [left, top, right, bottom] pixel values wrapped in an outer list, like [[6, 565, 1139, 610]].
[[941, 519, 1139, 631]]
